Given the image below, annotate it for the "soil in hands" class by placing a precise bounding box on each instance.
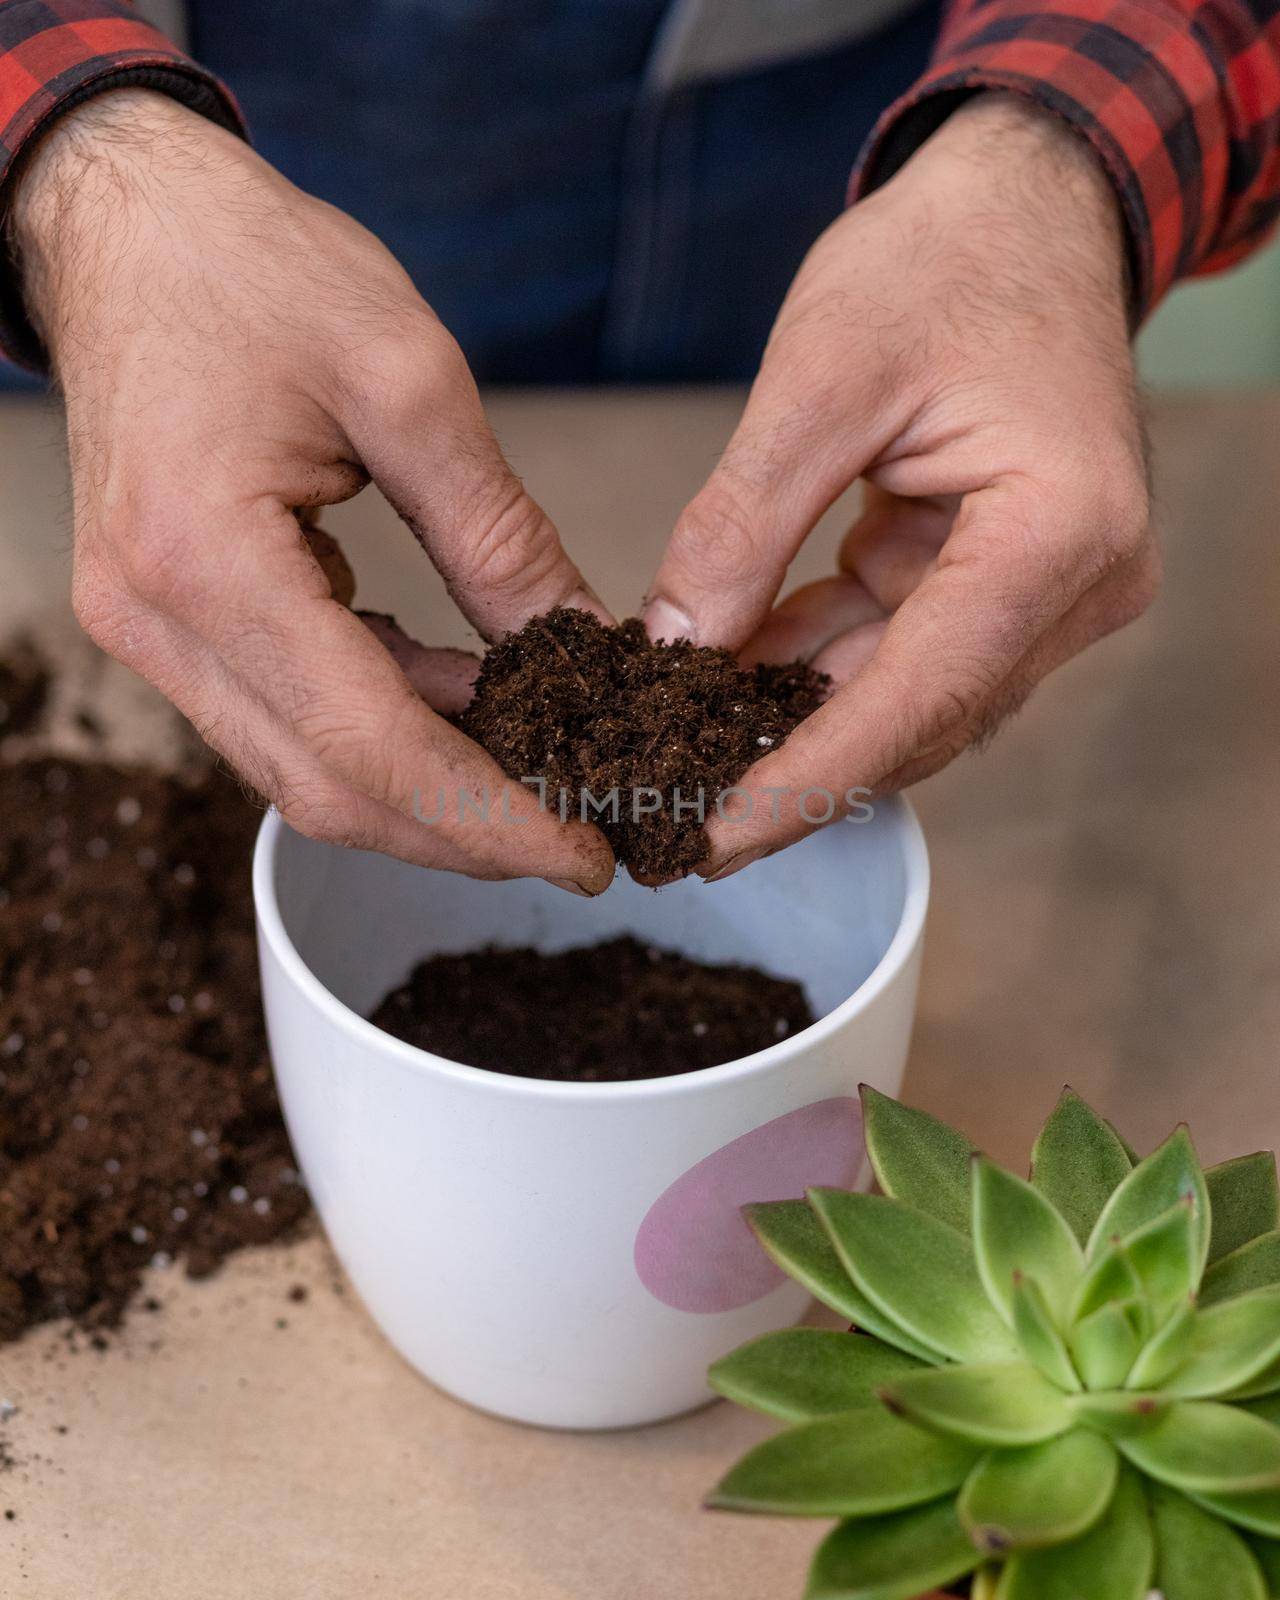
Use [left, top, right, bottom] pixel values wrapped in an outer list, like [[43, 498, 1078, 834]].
[[0, 740, 310, 1345], [368, 935, 815, 1082], [460, 608, 828, 879]]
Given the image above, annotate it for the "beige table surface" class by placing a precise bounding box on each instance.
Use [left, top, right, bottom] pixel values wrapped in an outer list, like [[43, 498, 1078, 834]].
[[1, 390, 1278, 1597]]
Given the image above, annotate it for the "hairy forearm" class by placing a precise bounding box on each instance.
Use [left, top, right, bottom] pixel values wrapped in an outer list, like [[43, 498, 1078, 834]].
[[903, 92, 1129, 315], [10, 88, 243, 359]]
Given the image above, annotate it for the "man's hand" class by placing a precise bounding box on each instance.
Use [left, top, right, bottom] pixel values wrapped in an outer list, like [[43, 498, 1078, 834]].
[[12, 89, 614, 894], [643, 93, 1159, 881]]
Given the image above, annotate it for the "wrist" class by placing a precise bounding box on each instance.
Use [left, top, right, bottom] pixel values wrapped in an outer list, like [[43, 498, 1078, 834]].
[[10, 88, 232, 354], [893, 91, 1129, 307]]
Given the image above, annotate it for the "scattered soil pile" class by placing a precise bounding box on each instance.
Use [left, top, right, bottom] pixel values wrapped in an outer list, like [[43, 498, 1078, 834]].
[[460, 608, 827, 878], [0, 746, 309, 1344], [369, 935, 815, 1082]]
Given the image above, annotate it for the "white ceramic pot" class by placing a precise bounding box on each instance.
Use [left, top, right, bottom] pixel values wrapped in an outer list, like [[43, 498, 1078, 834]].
[[253, 799, 929, 1429]]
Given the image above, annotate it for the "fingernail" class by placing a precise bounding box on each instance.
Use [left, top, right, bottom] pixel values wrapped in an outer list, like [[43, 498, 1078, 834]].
[[550, 876, 596, 898], [643, 597, 696, 645], [563, 586, 614, 626], [701, 845, 766, 885]]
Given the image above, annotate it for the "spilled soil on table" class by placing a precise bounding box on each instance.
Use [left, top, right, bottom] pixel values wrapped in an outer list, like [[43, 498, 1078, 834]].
[[0, 644, 309, 1345]]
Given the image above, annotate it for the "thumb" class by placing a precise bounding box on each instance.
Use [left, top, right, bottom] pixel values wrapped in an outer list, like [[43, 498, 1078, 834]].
[[641, 358, 882, 649], [339, 324, 611, 639]]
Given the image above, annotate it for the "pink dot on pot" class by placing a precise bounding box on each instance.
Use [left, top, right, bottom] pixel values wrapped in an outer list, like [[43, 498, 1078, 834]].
[[633, 1097, 864, 1314]]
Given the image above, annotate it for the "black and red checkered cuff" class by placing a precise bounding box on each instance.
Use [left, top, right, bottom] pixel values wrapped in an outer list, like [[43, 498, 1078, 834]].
[[0, 0, 244, 369], [850, 0, 1241, 323]]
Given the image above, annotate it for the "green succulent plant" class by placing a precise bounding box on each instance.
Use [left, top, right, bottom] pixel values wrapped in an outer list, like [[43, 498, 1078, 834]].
[[707, 1087, 1280, 1600]]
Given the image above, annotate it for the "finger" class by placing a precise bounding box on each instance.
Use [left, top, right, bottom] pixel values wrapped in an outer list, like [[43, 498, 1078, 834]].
[[809, 617, 888, 685], [334, 319, 613, 640], [239, 589, 614, 891], [738, 574, 884, 669], [739, 488, 948, 669], [838, 488, 952, 613], [642, 343, 900, 649], [875, 539, 1161, 792], [357, 610, 480, 716], [301, 520, 357, 606], [698, 479, 1106, 875], [294, 525, 481, 714]]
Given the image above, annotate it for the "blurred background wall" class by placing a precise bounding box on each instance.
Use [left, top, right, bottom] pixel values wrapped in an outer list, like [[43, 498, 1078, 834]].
[[1138, 239, 1280, 388]]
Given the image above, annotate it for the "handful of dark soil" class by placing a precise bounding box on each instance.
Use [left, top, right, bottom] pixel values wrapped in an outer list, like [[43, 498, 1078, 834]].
[[460, 609, 827, 879], [0, 748, 308, 1345], [369, 935, 814, 1082]]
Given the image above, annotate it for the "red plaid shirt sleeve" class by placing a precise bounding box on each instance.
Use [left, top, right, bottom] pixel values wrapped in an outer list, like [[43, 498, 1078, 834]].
[[854, 0, 1280, 319], [0, 0, 242, 366]]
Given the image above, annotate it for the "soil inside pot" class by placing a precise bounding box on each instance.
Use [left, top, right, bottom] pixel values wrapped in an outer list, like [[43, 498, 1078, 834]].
[[0, 739, 309, 1344], [368, 936, 815, 1081], [460, 608, 828, 879]]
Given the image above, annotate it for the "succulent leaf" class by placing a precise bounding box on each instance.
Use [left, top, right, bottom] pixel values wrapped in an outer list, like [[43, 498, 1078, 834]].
[[878, 1362, 1074, 1449], [1031, 1089, 1135, 1247], [804, 1500, 981, 1600], [1158, 1288, 1280, 1399], [1072, 1241, 1147, 1323], [743, 1201, 942, 1363], [1076, 1203, 1200, 1327], [1070, 1390, 1170, 1436], [708, 1407, 977, 1517], [994, 1468, 1153, 1600], [972, 1157, 1083, 1327], [1151, 1484, 1269, 1599], [1121, 1198, 1202, 1317], [1202, 1232, 1280, 1308], [1227, 1355, 1280, 1402], [957, 1432, 1118, 1552], [1191, 1489, 1280, 1539], [860, 1085, 974, 1235], [1087, 1127, 1210, 1277], [708, 1330, 924, 1423], [806, 1190, 1019, 1364], [1069, 1301, 1144, 1390], [1011, 1272, 1081, 1392], [970, 1568, 1001, 1600], [1206, 1154, 1280, 1264], [1248, 1535, 1280, 1593], [1117, 1401, 1280, 1495], [1127, 1298, 1197, 1390]]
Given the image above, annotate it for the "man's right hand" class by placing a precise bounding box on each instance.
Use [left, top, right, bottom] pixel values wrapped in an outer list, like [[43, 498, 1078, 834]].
[[10, 88, 614, 895]]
